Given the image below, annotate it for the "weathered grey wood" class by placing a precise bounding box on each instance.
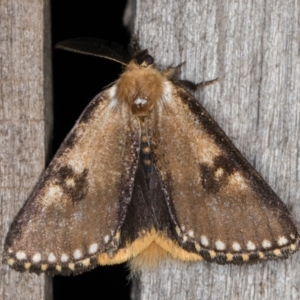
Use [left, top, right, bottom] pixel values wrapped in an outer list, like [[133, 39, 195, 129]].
[[126, 0, 300, 299], [0, 0, 53, 299]]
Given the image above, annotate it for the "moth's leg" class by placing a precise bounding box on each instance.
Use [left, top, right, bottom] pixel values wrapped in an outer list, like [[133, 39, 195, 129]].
[[162, 63, 218, 90], [162, 63, 185, 80], [177, 78, 219, 91]]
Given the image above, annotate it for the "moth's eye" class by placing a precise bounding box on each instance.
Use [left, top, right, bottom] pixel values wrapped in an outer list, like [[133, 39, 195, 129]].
[[144, 55, 154, 66]]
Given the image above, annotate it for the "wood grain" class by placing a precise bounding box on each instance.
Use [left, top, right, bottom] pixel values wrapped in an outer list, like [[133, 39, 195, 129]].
[[127, 0, 300, 299], [0, 0, 53, 299]]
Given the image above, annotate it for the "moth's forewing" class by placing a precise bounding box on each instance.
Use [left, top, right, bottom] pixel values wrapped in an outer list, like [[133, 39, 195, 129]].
[[150, 84, 300, 264], [4, 89, 140, 275]]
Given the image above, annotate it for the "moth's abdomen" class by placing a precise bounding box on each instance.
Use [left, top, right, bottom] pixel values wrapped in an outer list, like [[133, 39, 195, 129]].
[[139, 117, 152, 181]]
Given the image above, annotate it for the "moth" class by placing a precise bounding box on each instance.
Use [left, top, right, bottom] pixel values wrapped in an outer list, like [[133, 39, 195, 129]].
[[4, 38, 300, 276]]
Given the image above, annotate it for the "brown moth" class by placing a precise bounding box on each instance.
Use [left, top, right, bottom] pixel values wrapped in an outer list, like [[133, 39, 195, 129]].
[[3, 38, 300, 275]]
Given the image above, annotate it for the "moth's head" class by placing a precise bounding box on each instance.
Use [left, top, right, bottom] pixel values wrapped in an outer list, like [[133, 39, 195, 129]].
[[116, 49, 167, 116], [55, 38, 170, 116], [133, 49, 154, 68]]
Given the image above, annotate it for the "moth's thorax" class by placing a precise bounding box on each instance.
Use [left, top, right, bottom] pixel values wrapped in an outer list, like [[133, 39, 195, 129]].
[[115, 61, 167, 116]]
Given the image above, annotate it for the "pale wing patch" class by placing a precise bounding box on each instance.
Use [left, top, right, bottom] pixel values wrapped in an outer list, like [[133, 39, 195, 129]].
[[42, 185, 63, 206], [214, 168, 224, 179], [67, 159, 85, 174], [66, 178, 75, 187], [228, 172, 248, 190], [108, 85, 119, 108]]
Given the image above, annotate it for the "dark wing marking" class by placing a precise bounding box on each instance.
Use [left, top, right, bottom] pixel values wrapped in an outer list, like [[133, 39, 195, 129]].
[[4, 89, 140, 275], [150, 84, 300, 264]]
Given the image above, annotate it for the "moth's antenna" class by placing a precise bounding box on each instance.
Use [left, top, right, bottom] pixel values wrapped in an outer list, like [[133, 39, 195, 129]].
[[55, 38, 131, 66]]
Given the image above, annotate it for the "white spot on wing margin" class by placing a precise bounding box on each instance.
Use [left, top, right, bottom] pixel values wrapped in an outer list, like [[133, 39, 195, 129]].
[[48, 253, 56, 263], [61, 254, 69, 262], [188, 230, 194, 238], [232, 242, 241, 251], [278, 236, 288, 246], [104, 235, 110, 244], [262, 239, 272, 249], [32, 253, 41, 263], [201, 235, 209, 247], [246, 240, 256, 250], [215, 240, 226, 250], [16, 251, 27, 260], [73, 249, 82, 260], [89, 243, 98, 254]]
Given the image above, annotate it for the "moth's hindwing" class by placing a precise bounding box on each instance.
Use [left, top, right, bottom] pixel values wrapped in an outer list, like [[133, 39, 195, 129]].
[[4, 88, 141, 275], [150, 84, 300, 264]]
